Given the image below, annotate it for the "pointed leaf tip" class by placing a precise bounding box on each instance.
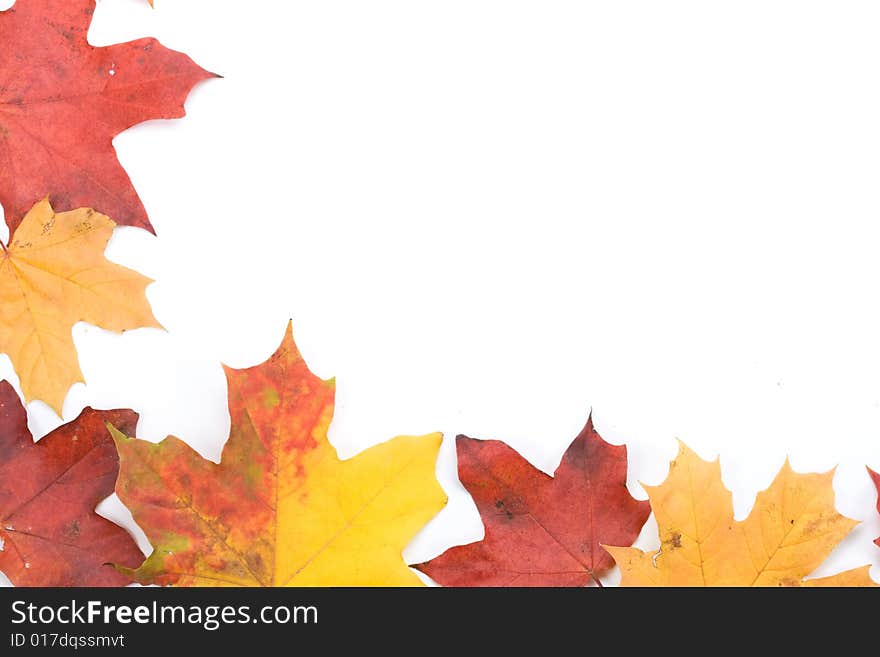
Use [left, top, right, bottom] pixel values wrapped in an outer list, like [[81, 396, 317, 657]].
[[105, 421, 130, 445]]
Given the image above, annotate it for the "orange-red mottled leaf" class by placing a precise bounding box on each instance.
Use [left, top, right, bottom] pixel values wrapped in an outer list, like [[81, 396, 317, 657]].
[[113, 322, 446, 586], [0, 381, 142, 586], [414, 419, 649, 586], [0, 0, 216, 234]]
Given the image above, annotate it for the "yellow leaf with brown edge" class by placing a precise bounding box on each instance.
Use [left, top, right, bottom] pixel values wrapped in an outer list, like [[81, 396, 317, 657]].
[[604, 442, 875, 587], [0, 198, 161, 415], [110, 322, 447, 586]]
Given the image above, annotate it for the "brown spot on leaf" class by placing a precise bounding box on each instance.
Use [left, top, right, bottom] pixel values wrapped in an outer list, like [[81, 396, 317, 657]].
[[663, 531, 682, 549]]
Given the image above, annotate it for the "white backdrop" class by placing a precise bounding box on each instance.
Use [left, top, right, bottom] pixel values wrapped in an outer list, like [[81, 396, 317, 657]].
[[2, 0, 880, 585]]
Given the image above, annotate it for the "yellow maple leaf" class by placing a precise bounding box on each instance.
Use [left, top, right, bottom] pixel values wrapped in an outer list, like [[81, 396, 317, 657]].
[[111, 322, 447, 586], [0, 198, 160, 415], [605, 442, 875, 587]]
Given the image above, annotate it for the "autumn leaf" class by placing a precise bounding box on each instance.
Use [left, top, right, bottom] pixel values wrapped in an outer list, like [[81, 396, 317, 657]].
[[605, 442, 875, 587], [111, 322, 447, 586], [414, 419, 649, 586], [0, 198, 161, 415], [0, 0, 216, 234], [870, 467, 880, 548], [0, 380, 142, 586]]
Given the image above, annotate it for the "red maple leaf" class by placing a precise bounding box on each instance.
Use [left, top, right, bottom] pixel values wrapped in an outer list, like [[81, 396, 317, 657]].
[[415, 417, 650, 586], [870, 467, 880, 548], [0, 0, 216, 234], [0, 381, 143, 586]]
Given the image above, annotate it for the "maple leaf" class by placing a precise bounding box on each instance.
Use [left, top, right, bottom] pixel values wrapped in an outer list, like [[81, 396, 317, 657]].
[[0, 198, 161, 415], [0, 380, 142, 586], [0, 0, 215, 234], [870, 467, 880, 548], [413, 419, 649, 586], [605, 442, 876, 587], [111, 322, 447, 586]]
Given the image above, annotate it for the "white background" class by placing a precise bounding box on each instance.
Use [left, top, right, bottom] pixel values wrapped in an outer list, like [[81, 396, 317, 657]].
[[2, 0, 880, 585]]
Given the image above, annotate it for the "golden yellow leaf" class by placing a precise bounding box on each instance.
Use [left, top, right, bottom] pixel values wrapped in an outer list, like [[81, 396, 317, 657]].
[[112, 322, 447, 586], [0, 199, 160, 414], [604, 442, 875, 587]]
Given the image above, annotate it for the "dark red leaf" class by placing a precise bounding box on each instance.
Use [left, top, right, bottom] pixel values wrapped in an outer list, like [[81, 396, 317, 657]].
[[0, 381, 142, 586], [415, 417, 649, 586]]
